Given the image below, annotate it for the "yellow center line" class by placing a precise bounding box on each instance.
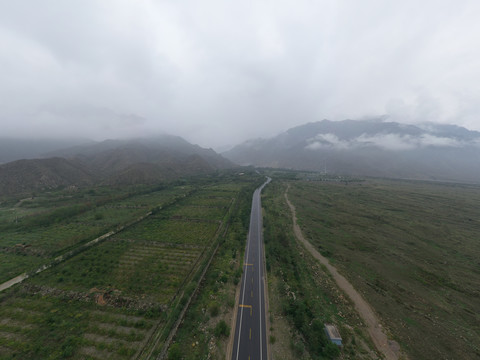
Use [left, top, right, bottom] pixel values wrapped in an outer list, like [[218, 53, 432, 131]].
[[251, 290, 253, 298], [244, 263, 253, 266], [239, 304, 252, 309], [249, 328, 252, 340]]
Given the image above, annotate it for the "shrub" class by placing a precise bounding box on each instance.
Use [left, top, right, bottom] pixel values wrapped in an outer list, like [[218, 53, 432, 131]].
[[168, 343, 182, 360], [208, 302, 220, 317], [214, 320, 230, 337]]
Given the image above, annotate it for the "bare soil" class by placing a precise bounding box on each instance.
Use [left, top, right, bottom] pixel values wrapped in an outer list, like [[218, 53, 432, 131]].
[[0, 318, 34, 330], [285, 187, 406, 360], [77, 345, 115, 360], [92, 322, 147, 335]]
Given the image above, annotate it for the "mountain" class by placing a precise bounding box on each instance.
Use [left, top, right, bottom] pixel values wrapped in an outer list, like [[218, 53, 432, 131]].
[[224, 119, 480, 182], [0, 157, 94, 194], [48, 135, 233, 172], [0, 135, 235, 195], [0, 138, 90, 164]]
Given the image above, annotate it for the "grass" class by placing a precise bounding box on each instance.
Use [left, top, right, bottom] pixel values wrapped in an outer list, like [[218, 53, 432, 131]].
[[262, 180, 377, 359], [0, 253, 44, 283], [287, 178, 480, 360]]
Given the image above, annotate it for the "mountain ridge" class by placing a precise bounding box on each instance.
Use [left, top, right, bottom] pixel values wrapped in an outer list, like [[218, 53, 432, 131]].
[[223, 119, 480, 182], [0, 135, 235, 195]]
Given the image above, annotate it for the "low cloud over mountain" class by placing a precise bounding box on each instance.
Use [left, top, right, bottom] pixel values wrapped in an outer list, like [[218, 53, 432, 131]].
[[305, 131, 477, 152], [224, 119, 480, 182]]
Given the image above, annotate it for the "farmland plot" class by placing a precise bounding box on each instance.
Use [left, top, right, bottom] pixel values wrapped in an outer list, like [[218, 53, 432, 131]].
[[0, 291, 158, 360], [0, 183, 251, 359], [0, 185, 190, 283], [116, 218, 220, 246], [183, 194, 233, 208], [0, 175, 260, 359], [29, 209, 221, 300], [166, 205, 227, 220]]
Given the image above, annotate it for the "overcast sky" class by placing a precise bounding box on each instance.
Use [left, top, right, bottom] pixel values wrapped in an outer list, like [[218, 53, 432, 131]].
[[1, 0, 479, 149]]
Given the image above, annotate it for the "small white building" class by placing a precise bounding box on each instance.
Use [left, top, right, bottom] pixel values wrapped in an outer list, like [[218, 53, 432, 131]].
[[324, 324, 342, 346]]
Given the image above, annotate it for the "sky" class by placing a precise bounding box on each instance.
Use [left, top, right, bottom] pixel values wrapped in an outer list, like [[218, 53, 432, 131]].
[[1, 0, 480, 149]]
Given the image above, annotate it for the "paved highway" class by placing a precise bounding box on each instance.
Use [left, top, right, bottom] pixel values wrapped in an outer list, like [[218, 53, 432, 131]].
[[231, 177, 271, 360]]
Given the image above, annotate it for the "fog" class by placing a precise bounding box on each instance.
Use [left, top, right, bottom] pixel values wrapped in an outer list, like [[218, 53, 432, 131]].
[[1, 0, 479, 149]]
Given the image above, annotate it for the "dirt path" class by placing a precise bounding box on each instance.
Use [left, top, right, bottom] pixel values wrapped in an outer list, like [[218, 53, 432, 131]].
[[284, 187, 405, 360], [0, 273, 28, 292]]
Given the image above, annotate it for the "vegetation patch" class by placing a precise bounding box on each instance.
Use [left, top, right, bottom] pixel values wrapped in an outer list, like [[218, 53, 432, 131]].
[[288, 178, 480, 360], [165, 180, 260, 359], [0, 172, 263, 359], [262, 178, 379, 359]]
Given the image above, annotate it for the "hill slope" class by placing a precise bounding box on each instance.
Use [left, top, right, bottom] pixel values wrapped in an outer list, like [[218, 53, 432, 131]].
[[0, 157, 94, 194], [0, 136, 235, 195], [224, 119, 480, 182]]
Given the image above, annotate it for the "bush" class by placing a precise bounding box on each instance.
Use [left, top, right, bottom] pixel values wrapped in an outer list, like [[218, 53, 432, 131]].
[[208, 302, 220, 317], [168, 343, 182, 360], [214, 320, 230, 337]]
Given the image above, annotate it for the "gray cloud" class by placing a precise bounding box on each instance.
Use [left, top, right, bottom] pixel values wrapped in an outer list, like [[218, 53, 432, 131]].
[[1, 1, 480, 148]]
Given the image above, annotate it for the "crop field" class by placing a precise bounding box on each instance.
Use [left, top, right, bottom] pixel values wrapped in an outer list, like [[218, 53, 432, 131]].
[[161, 188, 235, 221], [181, 192, 234, 207], [0, 185, 191, 283], [0, 174, 260, 359], [163, 179, 261, 359], [0, 289, 159, 359], [115, 218, 220, 245], [29, 236, 207, 304], [164, 204, 227, 220], [286, 178, 480, 359]]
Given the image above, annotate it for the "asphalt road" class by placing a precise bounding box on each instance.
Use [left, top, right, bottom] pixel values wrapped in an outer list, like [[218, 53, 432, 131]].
[[231, 177, 271, 360]]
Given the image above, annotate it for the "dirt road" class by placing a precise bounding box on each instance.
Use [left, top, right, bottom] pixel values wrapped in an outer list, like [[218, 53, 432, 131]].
[[284, 187, 405, 360], [0, 273, 28, 292]]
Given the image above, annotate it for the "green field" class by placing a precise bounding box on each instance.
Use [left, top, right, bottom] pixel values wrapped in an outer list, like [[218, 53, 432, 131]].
[[166, 179, 261, 359], [0, 185, 191, 283], [286, 178, 480, 359], [0, 290, 158, 360], [0, 173, 262, 359]]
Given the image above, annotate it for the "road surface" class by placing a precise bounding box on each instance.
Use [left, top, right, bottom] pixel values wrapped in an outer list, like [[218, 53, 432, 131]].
[[231, 177, 271, 360]]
